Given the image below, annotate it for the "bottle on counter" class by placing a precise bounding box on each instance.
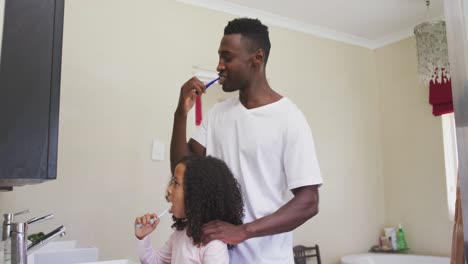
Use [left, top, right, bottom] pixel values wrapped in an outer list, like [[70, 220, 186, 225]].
[[384, 227, 397, 250], [397, 224, 408, 250]]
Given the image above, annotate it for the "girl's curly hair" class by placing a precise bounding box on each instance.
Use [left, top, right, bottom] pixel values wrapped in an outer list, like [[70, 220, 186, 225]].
[[171, 155, 244, 249]]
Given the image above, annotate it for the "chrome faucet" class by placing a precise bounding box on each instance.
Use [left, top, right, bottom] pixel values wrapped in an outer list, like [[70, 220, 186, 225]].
[[2, 210, 31, 242], [10, 214, 66, 264]]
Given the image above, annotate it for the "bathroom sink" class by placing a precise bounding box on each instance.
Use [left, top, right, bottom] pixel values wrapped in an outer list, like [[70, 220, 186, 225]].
[[32, 248, 98, 264], [30, 240, 78, 252], [26, 240, 134, 264], [79, 260, 136, 264], [27, 240, 98, 264]]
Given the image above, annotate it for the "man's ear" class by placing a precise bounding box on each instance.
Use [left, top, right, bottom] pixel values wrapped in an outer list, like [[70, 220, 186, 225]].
[[253, 49, 265, 67]]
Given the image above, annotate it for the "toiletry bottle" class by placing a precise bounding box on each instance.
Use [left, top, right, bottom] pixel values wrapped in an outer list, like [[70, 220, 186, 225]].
[[390, 229, 397, 250], [397, 224, 408, 250], [384, 227, 397, 250]]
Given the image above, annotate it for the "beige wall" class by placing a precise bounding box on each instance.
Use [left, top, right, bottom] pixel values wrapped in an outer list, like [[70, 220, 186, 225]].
[[0, 0, 450, 263], [375, 37, 452, 256]]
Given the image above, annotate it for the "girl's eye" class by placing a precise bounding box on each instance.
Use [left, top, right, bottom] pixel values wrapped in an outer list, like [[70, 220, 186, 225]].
[[170, 178, 179, 186]]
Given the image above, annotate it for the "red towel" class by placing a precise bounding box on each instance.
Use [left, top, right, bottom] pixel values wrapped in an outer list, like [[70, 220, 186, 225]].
[[195, 95, 202, 126], [429, 69, 453, 116]]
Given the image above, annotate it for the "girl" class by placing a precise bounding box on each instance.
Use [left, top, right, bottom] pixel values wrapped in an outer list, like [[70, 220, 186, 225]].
[[135, 155, 244, 264]]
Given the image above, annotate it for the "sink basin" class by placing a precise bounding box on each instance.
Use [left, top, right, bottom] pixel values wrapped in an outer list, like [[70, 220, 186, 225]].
[[32, 248, 98, 264], [26, 240, 134, 264], [30, 240, 78, 252], [79, 260, 136, 264], [28, 240, 98, 264]]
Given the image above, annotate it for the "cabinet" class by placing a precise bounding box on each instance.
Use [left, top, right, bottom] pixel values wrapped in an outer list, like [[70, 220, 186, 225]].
[[0, 0, 65, 190]]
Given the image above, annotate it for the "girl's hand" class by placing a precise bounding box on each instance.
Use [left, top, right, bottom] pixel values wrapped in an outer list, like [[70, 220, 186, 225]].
[[134, 213, 160, 240]]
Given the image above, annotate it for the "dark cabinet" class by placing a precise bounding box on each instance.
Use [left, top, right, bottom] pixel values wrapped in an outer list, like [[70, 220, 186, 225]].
[[0, 0, 64, 190]]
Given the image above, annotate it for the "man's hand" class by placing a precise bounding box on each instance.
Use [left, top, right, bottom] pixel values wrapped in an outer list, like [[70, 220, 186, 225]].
[[170, 77, 208, 172], [176, 77, 206, 116], [201, 220, 249, 245], [201, 185, 319, 245]]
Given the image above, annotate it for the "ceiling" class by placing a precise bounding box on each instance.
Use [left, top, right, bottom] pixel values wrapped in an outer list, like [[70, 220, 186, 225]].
[[177, 0, 445, 49]]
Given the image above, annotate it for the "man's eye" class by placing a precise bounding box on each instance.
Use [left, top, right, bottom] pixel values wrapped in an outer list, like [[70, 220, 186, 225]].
[[220, 56, 232, 63]]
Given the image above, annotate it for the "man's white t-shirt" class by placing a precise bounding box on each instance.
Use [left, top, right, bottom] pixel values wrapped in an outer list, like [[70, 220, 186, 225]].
[[192, 97, 323, 264]]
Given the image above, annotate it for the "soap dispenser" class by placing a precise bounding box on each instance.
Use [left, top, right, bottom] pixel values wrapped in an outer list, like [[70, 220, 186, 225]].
[[2, 210, 30, 264], [396, 224, 408, 250]]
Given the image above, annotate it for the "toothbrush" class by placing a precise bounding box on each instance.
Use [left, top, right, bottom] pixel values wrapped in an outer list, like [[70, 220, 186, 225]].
[[135, 207, 170, 228], [194, 77, 219, 95], [205, 77, 220, 89]]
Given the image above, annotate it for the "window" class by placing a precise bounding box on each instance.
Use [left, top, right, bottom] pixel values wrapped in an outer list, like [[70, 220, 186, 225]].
[[441, 113, 458, 220]]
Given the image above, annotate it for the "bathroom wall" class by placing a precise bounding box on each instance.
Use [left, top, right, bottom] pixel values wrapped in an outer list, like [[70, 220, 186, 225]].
[[0, 0, 451, 263], [375, 37, 452, 256]]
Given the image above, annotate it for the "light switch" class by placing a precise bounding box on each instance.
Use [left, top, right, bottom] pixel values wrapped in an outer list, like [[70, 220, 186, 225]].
[[152, 140, 165, 161]]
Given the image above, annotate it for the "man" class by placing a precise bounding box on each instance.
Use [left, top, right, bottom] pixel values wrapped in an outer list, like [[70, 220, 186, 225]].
[[170, 18, 322, 263]]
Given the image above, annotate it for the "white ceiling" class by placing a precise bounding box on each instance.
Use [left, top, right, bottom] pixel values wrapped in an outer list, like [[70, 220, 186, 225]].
[[177, 0, 444, 49]]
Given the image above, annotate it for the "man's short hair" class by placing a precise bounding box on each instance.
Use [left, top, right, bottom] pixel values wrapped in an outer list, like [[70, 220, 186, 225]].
[[224, 18, 271, 64]]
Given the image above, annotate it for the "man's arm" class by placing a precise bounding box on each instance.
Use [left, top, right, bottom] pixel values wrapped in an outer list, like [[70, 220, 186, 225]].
[[170, 112, 206, 172], [201, 185, 319, 245], [170, 77, 207, 173]]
